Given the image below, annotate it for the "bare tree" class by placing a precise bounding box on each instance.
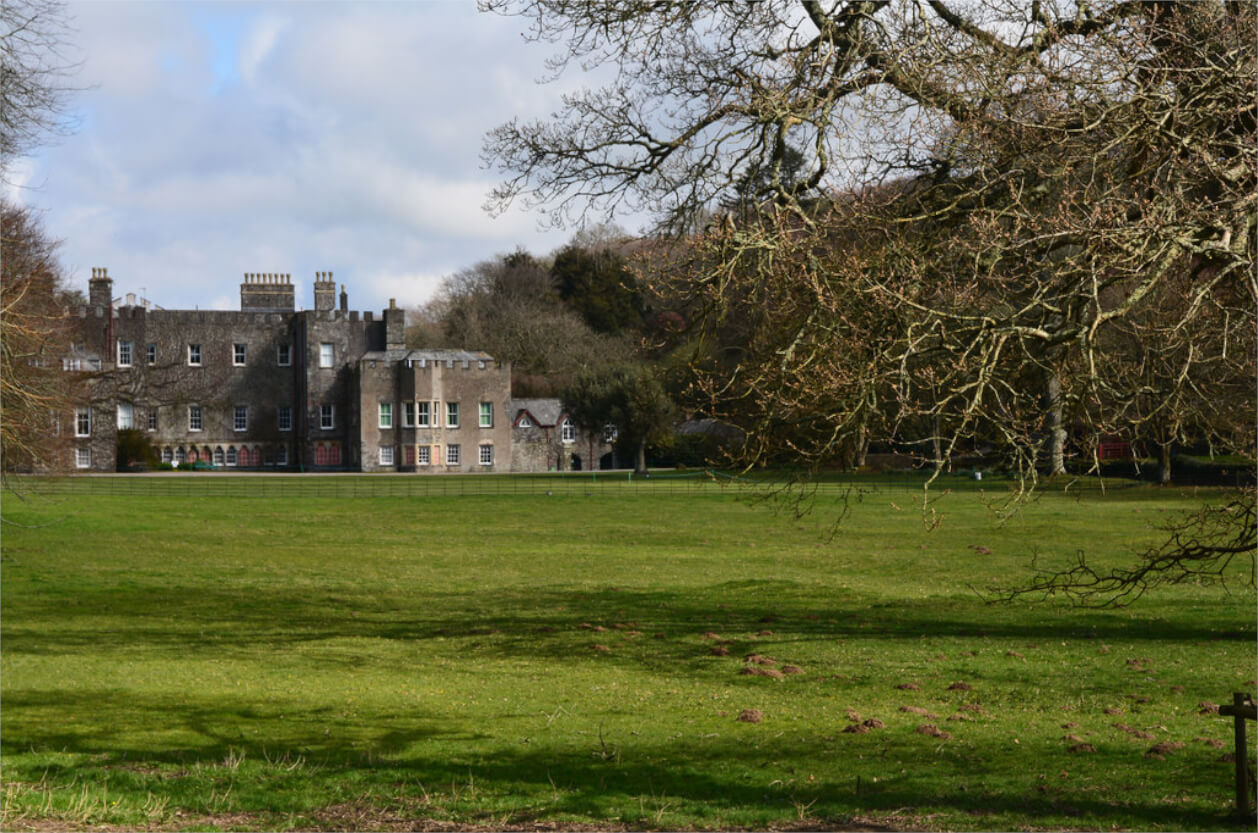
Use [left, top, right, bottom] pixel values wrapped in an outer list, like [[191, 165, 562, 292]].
[[0, 200, 78, 474], [0, 0, 81, 179], [419, 251, 632, 396], [484, 0, 1256, 602]]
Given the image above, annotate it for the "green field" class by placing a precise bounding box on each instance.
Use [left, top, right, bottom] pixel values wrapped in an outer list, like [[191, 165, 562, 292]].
[[1, 476, 1254, 831]]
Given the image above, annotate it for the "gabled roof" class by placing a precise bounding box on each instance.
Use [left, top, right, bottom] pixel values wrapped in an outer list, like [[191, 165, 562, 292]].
[[510, 398, 566, 428]]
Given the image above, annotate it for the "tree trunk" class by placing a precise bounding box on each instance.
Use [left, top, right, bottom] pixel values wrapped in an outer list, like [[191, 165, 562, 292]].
[[1045, 373, 1067, 476], [634, 438, 647, 475], [1158, 441, 1172, 484]]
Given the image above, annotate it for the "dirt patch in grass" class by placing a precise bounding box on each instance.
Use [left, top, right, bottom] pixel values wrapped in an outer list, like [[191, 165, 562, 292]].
[[1146, 741, 1186, 759], [744, 654, 776, 665], [946, 682, 972, 691], [737, 708, 763, 723], [710, 645, 731, 656], [915, 724, 952, 739], [740, 666, 784, 679], [895, 682, 919, 691]]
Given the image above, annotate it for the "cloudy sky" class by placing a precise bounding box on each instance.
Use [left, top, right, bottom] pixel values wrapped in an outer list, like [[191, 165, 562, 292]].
[[8, 1, 602, 314]]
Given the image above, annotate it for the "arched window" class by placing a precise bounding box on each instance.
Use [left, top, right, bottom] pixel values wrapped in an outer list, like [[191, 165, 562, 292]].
[[226, 446, 237, 466], [213, 447, 225, 467], [161, 447, 172, 464], [175, 446, 187, 463], [187, 448, 199, 463], [561, 418, 576, 443]]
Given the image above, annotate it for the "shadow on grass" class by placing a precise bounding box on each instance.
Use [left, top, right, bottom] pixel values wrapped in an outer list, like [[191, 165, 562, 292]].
[[0, 688, 1236, 830], [2, 581, 1252, 665]]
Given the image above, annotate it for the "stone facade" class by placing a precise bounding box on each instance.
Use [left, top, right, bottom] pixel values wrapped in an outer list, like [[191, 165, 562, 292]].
[[509, 398, 615, 473], [358, 349, 513, 473], [62, 269, 610, 474]]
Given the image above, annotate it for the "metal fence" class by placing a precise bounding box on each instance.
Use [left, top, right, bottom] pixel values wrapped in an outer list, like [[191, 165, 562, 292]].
[[2, 469, 1140, 500]]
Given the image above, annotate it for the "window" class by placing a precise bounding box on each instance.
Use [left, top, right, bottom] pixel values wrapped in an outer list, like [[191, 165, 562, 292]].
[[188, 344, 202, 366], [117, 402, 134, 430], [117, 340, 133, 367], [75, 447, 91, 469], [226, 446, 238, 466], [417, 445, 431, 465], [446, 444, 460, 465], [146, 343, 156, 365], [277, 405, 292, 432], [175, 446, 187, 464], [404, 445, 415, 466], [479, 402, 493, 428], [233, 343, 247, 366], [276, 343, 291, 366], [161, 447, 172, 464], [213, 447, 225, 466], [234, 406, 248, 432], [517, 414, 532, 428], [379, 446, 394, 465], [403, 402, 415, 427], [479, 444, 493, 466], [276, 445, 288, 466], [416, 401, 430, 427], [188, 405, 203, 432], [147, 411, 157, 431], [319, 342, 334, 367], [320, 404, 334, 430], [447, 401, 459, 428], [379, 402, 392, 429], [561, 417, 576, 443], [75, 407, 91, 437], [62, 358, 81, 371]]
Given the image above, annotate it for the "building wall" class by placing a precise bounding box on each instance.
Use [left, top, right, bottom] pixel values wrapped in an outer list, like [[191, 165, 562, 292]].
[[63, 271, 574, 474], [359, 353, 512, 473]]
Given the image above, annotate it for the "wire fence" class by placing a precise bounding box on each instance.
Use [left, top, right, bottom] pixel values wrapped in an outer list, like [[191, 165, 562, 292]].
[[3, 468, 1146, 501]]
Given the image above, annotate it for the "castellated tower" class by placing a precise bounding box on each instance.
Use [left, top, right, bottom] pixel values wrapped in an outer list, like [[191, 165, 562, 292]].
[[240, 273, 295, 312]]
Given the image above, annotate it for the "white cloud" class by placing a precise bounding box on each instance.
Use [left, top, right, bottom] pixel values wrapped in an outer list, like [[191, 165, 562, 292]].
[[23, 1, 604, 316]]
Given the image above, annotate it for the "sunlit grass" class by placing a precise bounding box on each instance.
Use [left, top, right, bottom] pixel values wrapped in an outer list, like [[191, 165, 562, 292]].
[[2, 480, 1253, 830]]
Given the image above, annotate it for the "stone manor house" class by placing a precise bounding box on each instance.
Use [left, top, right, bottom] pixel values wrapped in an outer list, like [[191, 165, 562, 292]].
[[65, 269, 611, 473]]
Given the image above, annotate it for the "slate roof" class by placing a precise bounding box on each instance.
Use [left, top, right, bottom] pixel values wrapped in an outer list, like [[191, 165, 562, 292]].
[[361, 349, 496, 364], [510, 398, 565, 427]]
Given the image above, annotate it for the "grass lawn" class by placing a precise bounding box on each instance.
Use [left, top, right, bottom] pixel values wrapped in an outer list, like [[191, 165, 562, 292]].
[[1, 477, 1254, 831]]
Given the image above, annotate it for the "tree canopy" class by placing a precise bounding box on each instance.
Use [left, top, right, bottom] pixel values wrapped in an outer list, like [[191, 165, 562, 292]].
[[484, 0, 1256, 602]]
